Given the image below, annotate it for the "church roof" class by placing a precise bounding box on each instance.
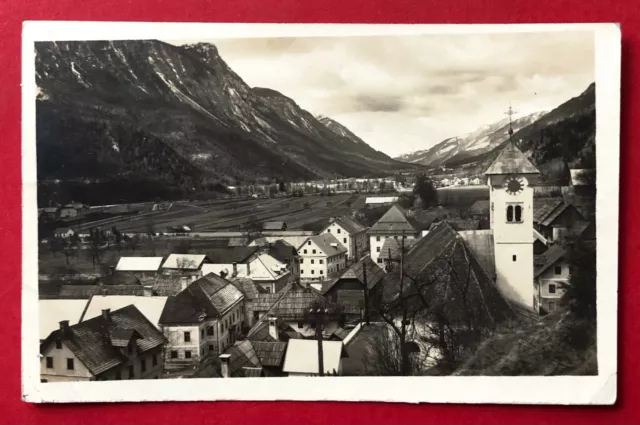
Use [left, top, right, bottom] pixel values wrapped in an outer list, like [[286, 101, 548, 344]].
[[368, 205, 422, 235], [485, 142, 540, 175]]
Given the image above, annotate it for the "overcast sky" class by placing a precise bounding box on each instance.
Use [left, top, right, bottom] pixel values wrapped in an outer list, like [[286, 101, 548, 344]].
[[170, 32, 594, 157]]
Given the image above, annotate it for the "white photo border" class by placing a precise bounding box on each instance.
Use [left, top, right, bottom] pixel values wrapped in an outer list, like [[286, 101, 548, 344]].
[[21, 21, 620, 405]]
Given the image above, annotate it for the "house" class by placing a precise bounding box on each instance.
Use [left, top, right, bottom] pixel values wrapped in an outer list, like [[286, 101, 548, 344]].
[[364, 197, 398, 208], [298, 234, 348, 282], [322, 256, 386, 322], [368, 205, 422, 265], [377, 237, 418, 271], [39, 299, 88, 341], [264, 240, 301, 277], [218, 335, 289, 378], [40, 305, 167, 382], [158, 273, 245, 369], [246, 281, 343, 339], [470, 177, 482, 185], [161, 254, 211, 275], [535, 200, 586, 244], [533, 245, 569, 314], [81, 295, 169, 330], [53, 227, 75, 239], [151, 273, 201, 296], [58, 206, 78, 219], [321, 216, 368, 260], [115, 257, 164, 279], [282, 339, 349, 376], [263, 221, 287, 231]]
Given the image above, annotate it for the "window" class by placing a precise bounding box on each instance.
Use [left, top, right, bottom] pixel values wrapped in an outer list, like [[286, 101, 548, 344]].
[[170, 351, 178, 359], [549, 284, 556, 294], [337, 229, 341, 234], [554, 265, 562, 275], [312, 249, 316, 254], [299, 259, 303, 264], [376, 247, 381, 252], [184, 331, 191, 342], [141, 358, 147, 373], [303, 249, 307, 254], [207, 326, 214, 336], [298, 322, 303, 329], [128, 365, 134, 379], [152, 354, 158, 366], [515, 205, 522, 222], [209, 344, 214, 352], [115, 371, 121, 380], [311, 259, 315, 264], [343, 238, 347, 243], [66, 358, 74, 370], [185, 350, 192, 359], [327, 229, 331, 233], [55, 340, 62, 349], [301, 269, 304, 274], [311, 270, 315, 275], [506, 205, 513, 222], [376, 236, 380, 242], [377, 259, 382, 264], [265, 287, 271, 293], [201, 329, 204, 338], [308, 241, 311, 245], [320, 270, 324, 275], [46, 357, 53, 369], [319, 259, 324, 264], [40, 379, 48, 383], [507, 204, 523, 223], [512, 255, 517, 262]]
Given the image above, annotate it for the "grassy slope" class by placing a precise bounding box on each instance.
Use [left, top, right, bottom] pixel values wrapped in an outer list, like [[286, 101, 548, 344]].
[[455, 311, 597, 376]]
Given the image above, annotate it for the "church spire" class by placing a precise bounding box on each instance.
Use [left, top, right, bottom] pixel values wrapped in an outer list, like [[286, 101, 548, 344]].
[[505, 102, 517, 142]]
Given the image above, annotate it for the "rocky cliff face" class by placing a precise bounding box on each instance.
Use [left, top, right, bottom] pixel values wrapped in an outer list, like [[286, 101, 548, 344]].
[[35, 40, 407, 204]]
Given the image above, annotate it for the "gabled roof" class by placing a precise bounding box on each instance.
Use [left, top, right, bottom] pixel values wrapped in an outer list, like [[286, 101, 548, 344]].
[[266, 240, 299, 263], [206, 247, 260, 264], [226, 340, 261, 377], [40, 305, 167, 376], [152, 274, 199, 296], [534, 244, 567, 278], [368, 205, 421, 235], [161, 254, 209, 270], [81, 295, 168, 329], [159, 273, 244, 324], [540, 202, 585, 227], [245, 254, 290, 281], [304, 234, 348, 257], [229, 277, 262, 300], [39, 299, 88, 340], [323, 256, 385, 294], [282, 339, 347, 374], [534, 197, 565, 223], [383, 221, 514, 327], [251, 341, 288, 367], [325, 216, 367, 235], [263, 221, 287, 230], [115, 257, 164, 272], [485, 142, 540, 175]]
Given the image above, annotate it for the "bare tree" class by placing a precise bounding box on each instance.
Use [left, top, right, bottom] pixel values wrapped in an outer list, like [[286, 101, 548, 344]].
[[176, 257, 198, 270], [242, 215, 263, 242], [362, 324, 433, 376], [88, 228, 103, 269]]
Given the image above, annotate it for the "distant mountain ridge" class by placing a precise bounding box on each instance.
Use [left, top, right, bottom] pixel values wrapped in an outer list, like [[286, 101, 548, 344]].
[[35, 40, 409, 204]]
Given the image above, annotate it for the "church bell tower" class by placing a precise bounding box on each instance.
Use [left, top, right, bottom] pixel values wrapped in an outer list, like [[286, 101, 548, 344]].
[[485, 105, 540, 310]]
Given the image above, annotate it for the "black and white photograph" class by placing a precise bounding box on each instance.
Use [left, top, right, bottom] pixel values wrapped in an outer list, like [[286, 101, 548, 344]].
[[22, 22, 620, 404]]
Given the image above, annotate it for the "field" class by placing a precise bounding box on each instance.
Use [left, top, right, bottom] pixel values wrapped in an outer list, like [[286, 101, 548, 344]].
[[72, 193, 361, 234]]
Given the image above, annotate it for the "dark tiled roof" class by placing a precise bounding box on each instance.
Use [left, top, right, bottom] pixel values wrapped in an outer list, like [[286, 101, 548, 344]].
[[229, 277, 261, 300], [152, 274, 199, 296], [258, 282, 338, 321], [368, 205, 421, 235], [247, 293, 283, 314], [485, 142, 540, 175], [226, 340, 261, 377], [328, 216, 367, 235], [383, 222, 514, 328], [251, 341, 288, 367], [159, 273, 244, 324], [540, 203, 585, 227], [533, 197, 564, 223], [266, 240, 299, 264], [206, 247, 259, 263], [246, 318, 293, 342], [534, 244, 566, 278], [40, 305, 166, 376], [307, 233, 348, 256], [324, 256, 385, 295], [263, 221, 287, 230], [445, 219, 480, 231]]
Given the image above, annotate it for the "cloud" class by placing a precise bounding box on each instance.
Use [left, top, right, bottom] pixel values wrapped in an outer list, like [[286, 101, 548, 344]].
[[190, 31, 595, 156]]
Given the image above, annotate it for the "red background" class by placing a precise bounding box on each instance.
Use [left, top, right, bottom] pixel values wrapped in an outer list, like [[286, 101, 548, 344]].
[[0, 0, 636, 423]]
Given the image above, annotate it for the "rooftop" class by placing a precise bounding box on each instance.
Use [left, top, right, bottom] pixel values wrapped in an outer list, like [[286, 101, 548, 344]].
[[81, 295, 168, 329], [263, 221, 287, 231], [326, 216, 367, 235], [282, 339, 348, 375], [115, 257, 163, 272], [368, 205, 422, 235], [305, 233, 348, 257], [534, 244, 567, 278], [161, 254, 209, 270], [485, 142, 540, 175]]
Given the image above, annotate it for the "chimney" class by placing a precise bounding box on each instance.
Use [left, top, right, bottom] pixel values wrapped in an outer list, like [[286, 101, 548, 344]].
[[268, 317, 279, 341], [101, 309, 111, 321], [143, 285, 153, 297], [330, 243, 338, 248], [59, 320, 70, 332], [219, 354, 231, 378], [232, 262, 238, 277], [181, 276, 190, 291]]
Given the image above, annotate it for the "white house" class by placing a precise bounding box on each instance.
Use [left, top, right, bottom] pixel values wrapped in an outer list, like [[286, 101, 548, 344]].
[[282, 339, 348, 376], [202, 252, 291, 294], [321, 216, 367, 260], [158, 273, 245, 369], [53, 227, 75, 239], [534, 245, 569, 314], [368, 205, 422, 265], [298, 234, 348, 282], [115, 257, 164, 279], [161, 254, 211, 275]]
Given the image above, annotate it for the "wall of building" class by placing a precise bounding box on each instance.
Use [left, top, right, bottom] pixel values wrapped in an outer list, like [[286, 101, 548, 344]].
[[535, 260, 569, 313], [370, 234, 416, 264], [41, 342, 93, 382], [162, 324, 203, 369]]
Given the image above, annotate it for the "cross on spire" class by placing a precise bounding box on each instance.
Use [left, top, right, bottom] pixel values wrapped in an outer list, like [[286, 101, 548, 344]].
[[505, 103, 518, 140]]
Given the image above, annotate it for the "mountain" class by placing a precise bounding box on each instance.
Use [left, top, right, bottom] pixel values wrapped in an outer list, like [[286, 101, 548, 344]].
[[395, 83, 596, 181], [35, 40, 407, 205], [396, 111, 547, 167]]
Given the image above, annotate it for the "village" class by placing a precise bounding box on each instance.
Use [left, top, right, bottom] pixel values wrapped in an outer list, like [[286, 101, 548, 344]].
[[38, 131, 596, 381]]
